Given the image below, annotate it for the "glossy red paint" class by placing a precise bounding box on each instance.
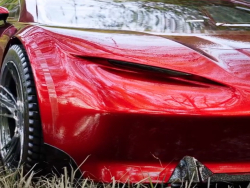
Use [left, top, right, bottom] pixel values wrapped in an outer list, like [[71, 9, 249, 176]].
[[14, 25, 250, 182], [0, 6, 9, 23], [19, 0, 36, 22], [1, 0, 250, 183], [0, 6, 8, 15]]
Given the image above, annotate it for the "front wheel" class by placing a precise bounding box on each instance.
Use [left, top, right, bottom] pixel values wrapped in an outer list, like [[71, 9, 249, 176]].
[[0, 44, 43, 172]]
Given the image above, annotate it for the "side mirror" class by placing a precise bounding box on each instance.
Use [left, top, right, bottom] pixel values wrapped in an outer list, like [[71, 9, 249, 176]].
[[0, 7, 9, 23]]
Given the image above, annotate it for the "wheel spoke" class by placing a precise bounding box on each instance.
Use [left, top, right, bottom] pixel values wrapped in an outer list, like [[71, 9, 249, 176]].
[[0, 94, 17, 113], [0, 86, 17, 104], [2, 136, 20, 164], [0, 113, 16, 119], [0, 86, 17, 113]]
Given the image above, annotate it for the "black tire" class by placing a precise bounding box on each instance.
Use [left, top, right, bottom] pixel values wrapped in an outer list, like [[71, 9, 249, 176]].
[[0, 44, 43, 172]]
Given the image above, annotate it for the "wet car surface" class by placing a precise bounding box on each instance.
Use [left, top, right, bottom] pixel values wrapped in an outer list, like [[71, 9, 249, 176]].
[[0, 0, 250, 186]]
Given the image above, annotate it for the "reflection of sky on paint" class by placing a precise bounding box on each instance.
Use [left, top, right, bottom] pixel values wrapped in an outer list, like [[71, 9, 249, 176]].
[[37, 0, 250, 33], [37, 0, 208, 33]]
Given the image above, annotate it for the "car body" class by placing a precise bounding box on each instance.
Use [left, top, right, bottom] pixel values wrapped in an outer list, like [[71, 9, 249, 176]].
[[1, 0, 250, 185]]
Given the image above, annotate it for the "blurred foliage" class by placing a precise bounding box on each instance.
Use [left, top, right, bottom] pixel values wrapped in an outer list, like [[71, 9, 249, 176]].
[[0, 0, 19, 20], [0, 0, 18, 9]]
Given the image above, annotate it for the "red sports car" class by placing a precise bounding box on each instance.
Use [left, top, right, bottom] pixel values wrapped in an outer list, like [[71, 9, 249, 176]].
[[1, 0, 250, 185]]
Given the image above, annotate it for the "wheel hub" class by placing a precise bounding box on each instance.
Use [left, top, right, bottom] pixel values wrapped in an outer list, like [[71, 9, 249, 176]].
[[0, 61, 24, 169]]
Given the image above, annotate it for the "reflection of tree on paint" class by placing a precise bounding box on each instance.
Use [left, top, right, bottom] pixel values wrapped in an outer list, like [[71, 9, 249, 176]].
[[205, 6, 250, 24], [0, 0, 19, 20], [37, 0, 250, 33]]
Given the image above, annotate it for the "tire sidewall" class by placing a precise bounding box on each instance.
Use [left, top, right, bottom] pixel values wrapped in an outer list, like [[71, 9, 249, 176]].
[[1, 46, 32, 168]]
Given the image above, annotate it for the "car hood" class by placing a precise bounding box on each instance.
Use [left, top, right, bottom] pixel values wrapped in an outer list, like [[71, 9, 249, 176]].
[[41, 26, 250, 88]]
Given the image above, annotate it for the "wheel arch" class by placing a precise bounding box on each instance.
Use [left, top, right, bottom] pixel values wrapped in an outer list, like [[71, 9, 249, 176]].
[[0, 35, 43, 113], [0, 31, 80, 175], [1, 34, 46, 126], [1, 37, 23, 67]]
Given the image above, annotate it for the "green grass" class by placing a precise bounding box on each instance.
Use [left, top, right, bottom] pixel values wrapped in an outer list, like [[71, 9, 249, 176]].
[[0, 166, 100, 188], [0, 166, 249, 188], [0, 166, 168, 188]]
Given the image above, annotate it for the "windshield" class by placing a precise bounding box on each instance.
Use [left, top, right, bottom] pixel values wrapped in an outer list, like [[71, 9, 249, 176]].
[[37, 0, 250, 33]]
